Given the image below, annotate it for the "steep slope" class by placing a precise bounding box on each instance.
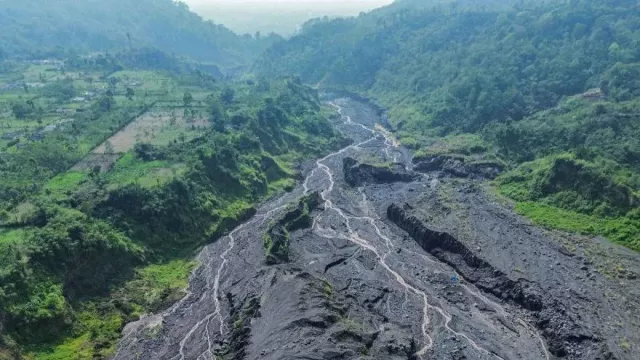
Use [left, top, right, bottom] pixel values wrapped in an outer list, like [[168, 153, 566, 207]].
[[0, 0, 280, 68], [257, 0, 640, 250]]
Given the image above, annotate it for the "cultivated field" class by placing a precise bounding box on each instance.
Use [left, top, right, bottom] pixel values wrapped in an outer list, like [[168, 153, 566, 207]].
[[92, 108, 210, 154]]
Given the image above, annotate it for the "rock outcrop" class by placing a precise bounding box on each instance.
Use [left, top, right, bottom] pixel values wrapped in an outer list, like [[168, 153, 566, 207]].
[[387, 203, 602, 359], [264, 192, 322, 264], [343, 157, 418, 187], [413, 155, 503, 179]]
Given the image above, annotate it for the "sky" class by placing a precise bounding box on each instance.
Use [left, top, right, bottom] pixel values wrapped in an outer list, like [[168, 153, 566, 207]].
[[182, 0, 394, 35]]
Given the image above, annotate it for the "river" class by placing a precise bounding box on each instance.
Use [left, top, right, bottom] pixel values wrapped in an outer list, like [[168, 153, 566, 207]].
[[113, 98, 623, 360]]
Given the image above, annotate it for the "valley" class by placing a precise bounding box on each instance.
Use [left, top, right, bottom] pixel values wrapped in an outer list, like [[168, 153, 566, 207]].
[[112, 98, 640, 360], [2, 1, 640, 359]]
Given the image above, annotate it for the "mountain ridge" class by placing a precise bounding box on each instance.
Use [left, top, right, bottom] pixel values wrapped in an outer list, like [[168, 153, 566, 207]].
[[0, 0, 280, 69]]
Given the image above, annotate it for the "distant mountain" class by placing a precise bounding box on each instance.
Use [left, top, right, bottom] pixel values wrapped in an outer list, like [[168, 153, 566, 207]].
[[187, 0, 394, 36], [0, 0, 280, 68]]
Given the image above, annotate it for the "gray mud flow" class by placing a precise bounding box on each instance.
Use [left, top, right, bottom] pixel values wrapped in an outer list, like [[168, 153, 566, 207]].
[[113, 99, 640, 360]]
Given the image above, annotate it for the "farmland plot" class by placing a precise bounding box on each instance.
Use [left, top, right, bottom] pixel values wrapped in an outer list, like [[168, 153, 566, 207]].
[[92, 108, 210, 154]]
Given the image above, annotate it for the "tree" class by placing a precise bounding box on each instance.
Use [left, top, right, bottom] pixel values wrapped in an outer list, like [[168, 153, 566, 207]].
[[104, 141, 115, 155], [220, 87, 235, 105], [98, 94, 115, 111], [183, 92, 193, 107], [213, 116, 227, 133], [90, 165, 102, 179], [209, 98, 225, 126], [126, 87, 135, 101], [0, 209, 9, 224], [257, 78, 270, 92], [42, 79, 76, 101], [12, 102, 31, 119]]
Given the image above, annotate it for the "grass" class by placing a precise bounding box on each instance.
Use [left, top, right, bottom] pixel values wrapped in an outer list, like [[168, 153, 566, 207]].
[[45, 172, 86, 196], [121, 259, 198, 313], [0, 116, 44, 130], [110, 71, 173, 91], [340, 317, 367, 333], [148, 126, 205, 147], [322, 280, 334, 298], [268, 178, 296, 194], [30, 307, 124, 359], [515, 202, 640, 251], [136, 259, 197, 292], [106, 152, 183, 188], [206, 199, 256, 240], [30, 334, 93, 360], [413, 133, 489, 159], [23, 65, 60, 83], [136, 166, 185, 188], [495, 152, 640, 251]]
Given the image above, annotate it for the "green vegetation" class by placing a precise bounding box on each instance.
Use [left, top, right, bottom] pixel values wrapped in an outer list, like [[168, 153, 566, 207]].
[[259, 0, 640, 251], [513, 202, 640, 251], [260, 0, 640, 136], [264, 193, 321, 264], [0, 49, 344, 358], [105, 152, 183, 189], [0, 0, 280, 69], [620, 338, 632, 352], [26, 259, 196, 360], [498, 154, 638, 217], [121, 260, 198, 313], [4, 0, 640, 357], [322, 279, 334, 298]]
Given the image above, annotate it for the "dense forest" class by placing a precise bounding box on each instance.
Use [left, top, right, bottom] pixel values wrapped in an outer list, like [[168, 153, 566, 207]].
[[0, 0, 280, 69], [257, 0, 640, 250]]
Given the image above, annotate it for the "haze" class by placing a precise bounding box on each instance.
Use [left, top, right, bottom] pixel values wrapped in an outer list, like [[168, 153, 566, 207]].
[[183, 0, 394, 35]]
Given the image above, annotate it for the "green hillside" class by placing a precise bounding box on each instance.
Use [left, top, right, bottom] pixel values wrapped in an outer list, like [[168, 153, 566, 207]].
[[0, 0, 280, 69], [0, 55, 344, 358], [257, 0, 640, 250]]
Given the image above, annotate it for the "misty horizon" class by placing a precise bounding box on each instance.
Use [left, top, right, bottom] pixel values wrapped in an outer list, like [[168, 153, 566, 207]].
[[183, 0, 394, 35]]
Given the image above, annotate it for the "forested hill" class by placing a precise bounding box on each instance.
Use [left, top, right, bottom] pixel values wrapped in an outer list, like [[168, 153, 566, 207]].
[[258, 0, 640, 129], [258, 0, 640, 251], [0, 0, 279, 68]]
